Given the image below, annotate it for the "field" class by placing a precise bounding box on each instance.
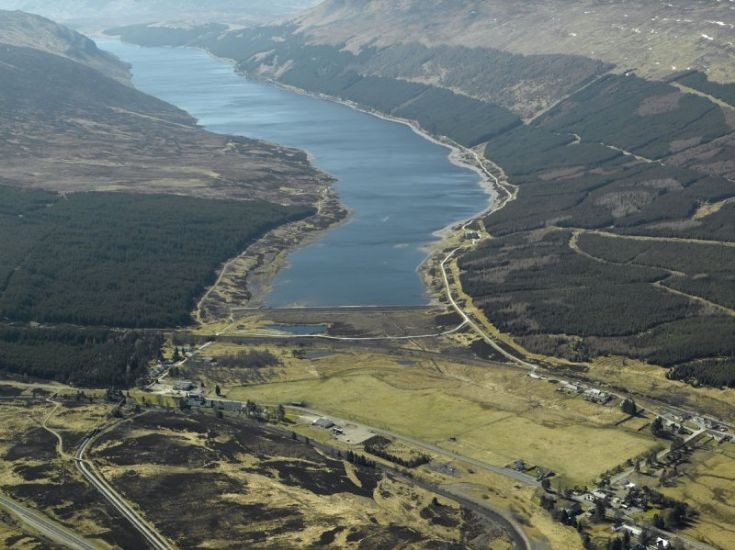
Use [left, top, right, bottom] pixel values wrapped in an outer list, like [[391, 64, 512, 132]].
[[188, 341, 658, 487], [92, 411, 514, 548], [650, 440, 735, 549]]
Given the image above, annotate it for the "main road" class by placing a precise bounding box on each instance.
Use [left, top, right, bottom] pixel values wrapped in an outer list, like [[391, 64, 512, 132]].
[[74, 429, 174, 550], [0, 494, 100, 550]]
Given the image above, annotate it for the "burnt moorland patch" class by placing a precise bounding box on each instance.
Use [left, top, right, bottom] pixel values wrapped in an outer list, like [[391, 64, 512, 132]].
[[92, 411, 502, 548]]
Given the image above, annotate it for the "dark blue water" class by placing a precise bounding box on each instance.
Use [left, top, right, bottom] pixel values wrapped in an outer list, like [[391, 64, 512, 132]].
[[100, 40, 489, 307]]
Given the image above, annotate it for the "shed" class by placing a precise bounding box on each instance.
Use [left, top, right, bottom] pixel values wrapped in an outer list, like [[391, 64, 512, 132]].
[[313, 418, 335, 429]]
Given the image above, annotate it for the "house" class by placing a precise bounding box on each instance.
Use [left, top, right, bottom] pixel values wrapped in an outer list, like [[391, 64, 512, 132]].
[[173, 380, 194, 392], [559, 382, 582, 395], [313, 418, 335, 429], [536, 467, 555, 481], [612, 525, 643, 538], [511, 459, 528, 472], [583, 388, 612, 404], [559, 500, 582, 517]]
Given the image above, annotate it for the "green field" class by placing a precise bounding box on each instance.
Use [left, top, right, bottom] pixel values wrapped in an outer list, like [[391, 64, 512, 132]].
[[222, 347, 657, 486], [659, 441, 735, 549]]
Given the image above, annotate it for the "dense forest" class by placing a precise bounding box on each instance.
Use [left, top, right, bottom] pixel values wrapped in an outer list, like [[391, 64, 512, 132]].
[[0, 325, 161, 388], [0, 186, 313, 327], [668, 358, 735, 388], [672, 70, 735, 108], [459, 231, 700, 338], [539, 74, 730, 160], [578, 233, 735, 309], [108, 26, 523, 149], [105, 23, 227, 47]]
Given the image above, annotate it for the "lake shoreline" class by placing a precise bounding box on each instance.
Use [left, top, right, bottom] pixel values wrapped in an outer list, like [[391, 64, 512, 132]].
[[231, 71, 518, 308], [109, 38, 509, 310]]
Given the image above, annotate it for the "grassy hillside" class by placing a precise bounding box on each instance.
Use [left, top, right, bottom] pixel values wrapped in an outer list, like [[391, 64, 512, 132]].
[[0, 1, 320, 27], [293, 0, 735, 85], [0, 9, 130, 81], [0, 36, 328, 205]]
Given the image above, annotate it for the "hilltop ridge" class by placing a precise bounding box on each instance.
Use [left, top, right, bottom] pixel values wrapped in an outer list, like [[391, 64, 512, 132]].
[[294, 0, 735, 84]]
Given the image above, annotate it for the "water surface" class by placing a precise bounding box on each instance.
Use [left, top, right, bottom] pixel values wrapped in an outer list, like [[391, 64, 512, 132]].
[[100, 40, 489, 307]]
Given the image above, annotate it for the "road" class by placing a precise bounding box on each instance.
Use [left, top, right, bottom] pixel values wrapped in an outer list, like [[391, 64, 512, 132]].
[[282, 405, 540, 486], [433, 150, 541, 373], [74, 428, 174, 550], [440, 249, 538, 371], [149, 340, 214, 389], [0, 494, 100, 550], [226, 321, 470, 342], [42, 400, 69, 459]]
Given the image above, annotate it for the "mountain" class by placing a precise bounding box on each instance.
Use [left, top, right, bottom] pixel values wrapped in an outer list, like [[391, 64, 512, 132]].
[[109, 0, 735, 386], [0, 8, 130, 81], [0, 0, 321, 29]]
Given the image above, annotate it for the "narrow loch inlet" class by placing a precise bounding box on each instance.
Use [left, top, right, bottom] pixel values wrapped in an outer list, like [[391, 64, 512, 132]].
[[101, 40, 489, 307]]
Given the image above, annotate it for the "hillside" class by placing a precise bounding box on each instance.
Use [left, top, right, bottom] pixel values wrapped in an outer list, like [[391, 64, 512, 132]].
[[0, 8, 129, 81], [109, 1, 735, 387], [0, 16, 327, 204], [294, 0, 735, 87], [0, 0, 321, 28]]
